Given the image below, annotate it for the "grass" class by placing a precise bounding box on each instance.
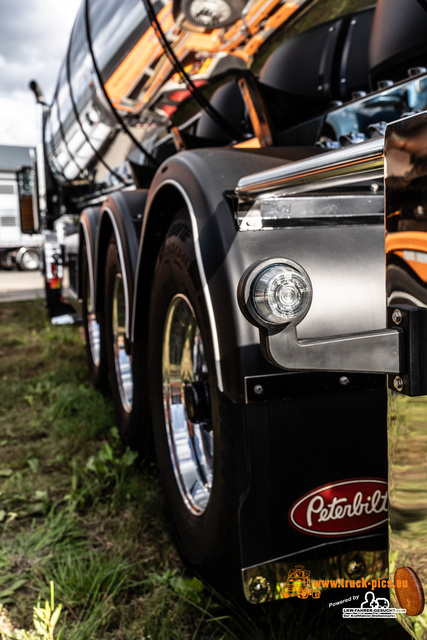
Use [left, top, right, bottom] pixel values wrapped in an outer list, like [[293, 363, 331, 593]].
[[0, 300, 410, 639]]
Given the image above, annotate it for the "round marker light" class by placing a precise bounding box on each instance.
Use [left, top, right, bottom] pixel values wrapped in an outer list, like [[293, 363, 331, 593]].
[[251, 262, 312, 326], [394, 567, 425, 617]]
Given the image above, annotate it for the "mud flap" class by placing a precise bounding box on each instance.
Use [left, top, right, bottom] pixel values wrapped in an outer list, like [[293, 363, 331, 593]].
[[239, 371, 388, 603]]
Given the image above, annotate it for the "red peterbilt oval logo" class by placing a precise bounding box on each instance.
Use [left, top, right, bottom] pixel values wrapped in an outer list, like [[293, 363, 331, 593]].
[[289, 479, 388, 537]]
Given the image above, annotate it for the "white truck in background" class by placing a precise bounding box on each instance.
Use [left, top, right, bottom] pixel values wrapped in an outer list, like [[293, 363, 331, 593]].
[[0, 145, 41, 271]]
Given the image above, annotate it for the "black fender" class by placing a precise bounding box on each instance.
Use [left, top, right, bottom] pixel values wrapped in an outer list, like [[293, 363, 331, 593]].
[[132, 148, 289, 401], [95, 190, 147, 340], [133, 146, 388, 401]]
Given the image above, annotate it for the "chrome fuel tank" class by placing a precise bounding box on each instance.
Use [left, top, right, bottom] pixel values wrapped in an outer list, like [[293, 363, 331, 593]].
[[44, 0, 381, 198]]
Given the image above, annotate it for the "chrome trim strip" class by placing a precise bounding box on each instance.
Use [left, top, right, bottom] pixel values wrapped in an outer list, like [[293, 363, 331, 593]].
[[242, 544, 387, 603], [237, 194, 384, 230], [236, 139, 384, 198]]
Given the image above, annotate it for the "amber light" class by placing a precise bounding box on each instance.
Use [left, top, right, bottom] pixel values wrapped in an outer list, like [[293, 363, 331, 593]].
[[394, 567, 425, 617]]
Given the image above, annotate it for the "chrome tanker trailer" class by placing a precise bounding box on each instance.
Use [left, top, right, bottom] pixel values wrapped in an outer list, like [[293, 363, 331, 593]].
[[21, 0, 427, 634]]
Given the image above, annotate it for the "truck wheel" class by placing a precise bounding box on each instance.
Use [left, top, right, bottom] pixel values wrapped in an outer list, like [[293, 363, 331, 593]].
[[104, 234, 142, 449], [148, 214, 244, 589], [81, 239, 108, 392]]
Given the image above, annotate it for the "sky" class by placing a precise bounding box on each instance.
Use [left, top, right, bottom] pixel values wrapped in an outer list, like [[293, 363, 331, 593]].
[[0, 0, 82, 148]]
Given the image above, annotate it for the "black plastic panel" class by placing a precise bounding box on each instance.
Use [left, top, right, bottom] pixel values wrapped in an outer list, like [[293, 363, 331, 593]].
[[239, 381, 387, 569]]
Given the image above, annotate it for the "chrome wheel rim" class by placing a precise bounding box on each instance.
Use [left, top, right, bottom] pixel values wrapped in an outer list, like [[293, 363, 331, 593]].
[[112, 272, 133, 412], [86, 267, 101, 366], [162, 294, 213, 515]]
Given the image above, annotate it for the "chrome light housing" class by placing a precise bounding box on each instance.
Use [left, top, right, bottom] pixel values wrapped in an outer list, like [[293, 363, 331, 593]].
[[238, 258, 313, 329], [180, 0, 245, 28]]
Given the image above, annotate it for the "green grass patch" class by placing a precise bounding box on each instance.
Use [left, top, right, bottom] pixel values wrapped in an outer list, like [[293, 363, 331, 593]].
[[0, 300, 409, 639]]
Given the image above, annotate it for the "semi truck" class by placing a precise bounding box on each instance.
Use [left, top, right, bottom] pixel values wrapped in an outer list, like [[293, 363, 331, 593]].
[[0, 145, 41, 271], [21, 0, 427, 634]]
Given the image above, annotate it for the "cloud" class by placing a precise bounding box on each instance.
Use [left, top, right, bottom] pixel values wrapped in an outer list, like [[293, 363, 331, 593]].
[[0, 0, 80, 95], [0, 0, 80, 145], [0, 95, 38, 146]]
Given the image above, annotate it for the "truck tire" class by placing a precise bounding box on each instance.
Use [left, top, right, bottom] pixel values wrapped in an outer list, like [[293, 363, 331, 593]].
[[104, 234, 143, 449], [148, 213, 244, 590], [81, 239, 108, 392], [387, 262, 427, 307]]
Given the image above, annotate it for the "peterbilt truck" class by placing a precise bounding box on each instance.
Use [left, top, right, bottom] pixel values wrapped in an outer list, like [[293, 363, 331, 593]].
[[22, 0, 427, 634]]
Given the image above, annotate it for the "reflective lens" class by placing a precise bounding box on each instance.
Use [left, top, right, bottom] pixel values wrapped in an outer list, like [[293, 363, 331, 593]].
[[187, 0, 231, 26], [252, 264, 312, 325]]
